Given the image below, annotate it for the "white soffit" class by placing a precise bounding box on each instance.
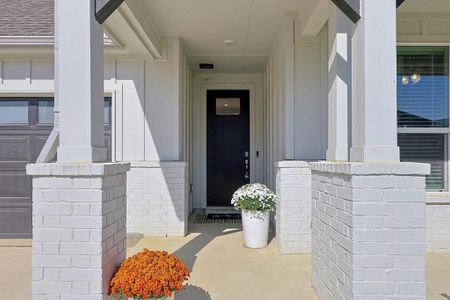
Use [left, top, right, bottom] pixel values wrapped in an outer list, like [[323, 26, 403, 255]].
[[398, 0, 450, 13], [140, 0, 310, 73]]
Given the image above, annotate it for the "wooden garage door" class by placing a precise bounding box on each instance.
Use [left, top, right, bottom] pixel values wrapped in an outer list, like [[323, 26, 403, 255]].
[[0, 97, 112, 238]]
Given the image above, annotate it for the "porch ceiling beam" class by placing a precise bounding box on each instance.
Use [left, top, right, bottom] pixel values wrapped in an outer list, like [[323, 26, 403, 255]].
[[397, 0, 407, 8], [300, 0, 405, 37], [103, 0, 163, 58], [329, 0, 361, 24], [96, 0, 125, 24]]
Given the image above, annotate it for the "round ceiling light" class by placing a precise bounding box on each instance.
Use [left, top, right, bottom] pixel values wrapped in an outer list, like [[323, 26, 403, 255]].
[[223, 40, 235, 46]]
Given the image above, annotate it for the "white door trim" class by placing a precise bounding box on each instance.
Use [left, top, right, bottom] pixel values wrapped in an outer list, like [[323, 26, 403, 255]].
[[192, 74, 264, 209]]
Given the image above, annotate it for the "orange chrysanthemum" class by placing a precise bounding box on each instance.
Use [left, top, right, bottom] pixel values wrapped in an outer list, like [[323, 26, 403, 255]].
[[109, 249, 190, 299]]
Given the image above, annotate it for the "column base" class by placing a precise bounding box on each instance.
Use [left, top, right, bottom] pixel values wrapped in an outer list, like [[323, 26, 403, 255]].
[[310, 161, 429, 299], [326, 148, 349, 161], [26, 162, 130, 299], [57, 146, 107, 162], [350, 146, 400, 162]]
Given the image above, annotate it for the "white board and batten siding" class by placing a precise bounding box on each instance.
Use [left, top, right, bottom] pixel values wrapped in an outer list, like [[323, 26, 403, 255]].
[[0, 38, 187, 163]]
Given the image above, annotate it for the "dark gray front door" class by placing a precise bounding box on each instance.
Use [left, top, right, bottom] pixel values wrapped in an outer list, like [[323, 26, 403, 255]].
[[0, 98, 112, 238], [207, 90, 250, 207]]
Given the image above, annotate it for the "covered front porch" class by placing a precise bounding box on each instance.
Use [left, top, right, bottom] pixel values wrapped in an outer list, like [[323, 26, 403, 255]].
[[21, 0, 450, 299], [2, 221, 450, 299]]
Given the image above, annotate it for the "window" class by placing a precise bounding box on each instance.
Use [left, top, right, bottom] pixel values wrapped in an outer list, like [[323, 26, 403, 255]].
[[104, 98, 112, 125], [35, 98, 112, 125], [0, 100, 29, 124], [216, 98, 240, 116], [397, 46, 449, 190], [38, 100, 54, 124]]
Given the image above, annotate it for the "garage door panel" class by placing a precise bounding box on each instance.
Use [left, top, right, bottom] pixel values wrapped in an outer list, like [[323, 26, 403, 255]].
[[0, 136, 30, 162], [0, 174, 31, 198], [0, 207, 32, 238]]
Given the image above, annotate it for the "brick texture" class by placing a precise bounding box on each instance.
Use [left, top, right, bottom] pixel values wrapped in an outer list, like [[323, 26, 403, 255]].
[[27, 162, 130, 300], [127, 161, 188, 237], [310, 162, 429, 300], [426, 194, 450, 252], [275, 161, 312, 254]]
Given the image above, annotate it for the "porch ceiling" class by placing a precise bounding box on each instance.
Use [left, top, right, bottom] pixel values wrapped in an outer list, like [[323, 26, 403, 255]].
[[398, 0, 450, 12], [141, 0, 310, 73]]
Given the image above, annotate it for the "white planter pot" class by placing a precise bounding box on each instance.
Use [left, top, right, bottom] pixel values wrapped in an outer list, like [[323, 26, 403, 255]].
[[241, 210, 270, 248]]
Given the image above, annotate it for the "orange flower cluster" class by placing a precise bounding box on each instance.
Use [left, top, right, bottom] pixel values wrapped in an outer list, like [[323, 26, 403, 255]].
[[109, 249, 190, 299]]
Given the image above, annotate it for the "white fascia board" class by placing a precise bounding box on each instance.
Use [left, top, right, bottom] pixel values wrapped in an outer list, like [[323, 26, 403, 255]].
[[0, 36, 53, 45], [298, 0, 329, 37], [103, 0, 163, 59], [0, 34, 116, 47]]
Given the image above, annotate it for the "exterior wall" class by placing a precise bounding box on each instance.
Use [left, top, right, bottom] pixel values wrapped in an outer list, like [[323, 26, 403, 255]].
[[127, 161, 188, 237], [397, 13, 450, 43], [0, 38, 186, 163], [0, 39, 193, 235], [397, 12, 450, 252], [293, 27, 328, 161], [264, 20, 328, 190], [264, 24, 289, 190], [27, 162, 130, 299], [275, 161, 311, 254], [310, 162, 429, 300], [426, 194, 450, 252]]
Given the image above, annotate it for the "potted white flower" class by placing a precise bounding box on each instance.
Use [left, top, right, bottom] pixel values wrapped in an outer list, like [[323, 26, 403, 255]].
[[231, 183, 276, 248]]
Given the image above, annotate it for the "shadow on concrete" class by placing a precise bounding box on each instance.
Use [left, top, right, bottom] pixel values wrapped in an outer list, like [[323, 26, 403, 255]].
[[175, 285, 211, 300], [173, 223, 241, 271]]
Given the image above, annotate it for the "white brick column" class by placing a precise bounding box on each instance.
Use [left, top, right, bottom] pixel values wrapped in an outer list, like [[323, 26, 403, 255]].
[[27, 162, 130, 299], [350, 0, 400, 162], [127, 162, 189, 237], [310, 162, 429, 300], [275, 161, 311, 254]]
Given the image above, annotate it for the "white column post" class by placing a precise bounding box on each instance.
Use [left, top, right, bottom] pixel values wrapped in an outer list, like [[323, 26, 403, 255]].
[[283, 13, 296, 160], [56, 0, 106, 162], [350, 0, 400, 162], [326, 4, 352, 161]]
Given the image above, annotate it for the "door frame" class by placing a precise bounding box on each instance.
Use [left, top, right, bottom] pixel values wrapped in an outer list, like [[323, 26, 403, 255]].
[[192, 74, 264, 210]]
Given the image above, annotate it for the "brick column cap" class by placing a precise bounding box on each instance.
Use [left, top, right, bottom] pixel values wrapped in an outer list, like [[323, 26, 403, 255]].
[[310, 161, 430, 176], [277, 160, 311, 168], [26, 162, 130, 177]]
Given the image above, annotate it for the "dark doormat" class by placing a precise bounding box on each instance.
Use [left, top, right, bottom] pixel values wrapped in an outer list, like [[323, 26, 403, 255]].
[[194, 213, 242, 224]]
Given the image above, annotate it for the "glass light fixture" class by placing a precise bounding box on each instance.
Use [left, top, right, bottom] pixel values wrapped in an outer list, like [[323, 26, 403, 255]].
[[411, 73, 422, 84], [402, 75, 410, 85]]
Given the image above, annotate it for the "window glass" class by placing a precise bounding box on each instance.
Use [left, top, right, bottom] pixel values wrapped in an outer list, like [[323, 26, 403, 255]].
[[38, 100, 54, 124], [398, 133, 445, 190], [37, 98, 111, 125], [0, 100, 29, 124], [216, 98, 240, 116], [397, 46, 449, 128], [104, 98, 111, 124]]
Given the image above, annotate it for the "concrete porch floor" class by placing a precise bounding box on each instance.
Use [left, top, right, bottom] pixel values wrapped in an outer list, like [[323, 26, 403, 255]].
[[1, 223, 450, 299]]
